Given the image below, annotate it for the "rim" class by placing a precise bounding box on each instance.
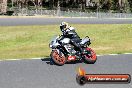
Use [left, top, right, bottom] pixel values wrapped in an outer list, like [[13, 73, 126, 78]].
[[52, 50, 66, 64], [85, 48, 96, 61]]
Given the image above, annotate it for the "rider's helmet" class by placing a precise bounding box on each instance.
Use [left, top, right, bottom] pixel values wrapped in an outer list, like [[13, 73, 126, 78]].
[[60, 22, 69, 32]]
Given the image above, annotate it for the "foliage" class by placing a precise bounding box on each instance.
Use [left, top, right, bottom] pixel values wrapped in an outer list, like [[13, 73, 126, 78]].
[[2, 0, 132, 13]]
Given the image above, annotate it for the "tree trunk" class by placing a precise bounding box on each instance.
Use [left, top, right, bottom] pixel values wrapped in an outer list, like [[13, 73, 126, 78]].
[[118, 0, 126, 12], [0, 0, 7, 14], [81, 0, 86, 11]]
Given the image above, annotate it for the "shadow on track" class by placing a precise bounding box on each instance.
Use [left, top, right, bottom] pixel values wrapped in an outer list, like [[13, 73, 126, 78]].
[[41, 56, 52, 65], [41, 56, 83, 65]]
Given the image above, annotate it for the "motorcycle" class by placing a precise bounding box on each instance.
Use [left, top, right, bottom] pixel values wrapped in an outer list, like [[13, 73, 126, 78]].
[[49, 34, 97, 66]]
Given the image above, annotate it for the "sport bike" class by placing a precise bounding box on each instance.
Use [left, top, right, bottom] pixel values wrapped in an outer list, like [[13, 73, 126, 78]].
[[49, 33, 97, 66]]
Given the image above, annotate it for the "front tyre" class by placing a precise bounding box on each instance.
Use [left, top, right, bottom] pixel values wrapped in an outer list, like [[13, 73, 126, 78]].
[[51, 49, 66, 66], [83, 48, 97, 64]]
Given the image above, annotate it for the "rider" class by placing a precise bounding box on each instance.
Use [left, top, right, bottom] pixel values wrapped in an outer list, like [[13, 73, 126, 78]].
[[60, 22, 84, 54]]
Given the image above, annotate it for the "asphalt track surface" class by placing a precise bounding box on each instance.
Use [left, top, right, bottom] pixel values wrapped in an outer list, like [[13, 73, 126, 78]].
[[0, 54, 132, 88], [0, 18, 132, 26]]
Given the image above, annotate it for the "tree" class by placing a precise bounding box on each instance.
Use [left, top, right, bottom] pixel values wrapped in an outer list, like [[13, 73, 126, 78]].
[[128, 0, 132, 12], [99, 0, 112, 11]]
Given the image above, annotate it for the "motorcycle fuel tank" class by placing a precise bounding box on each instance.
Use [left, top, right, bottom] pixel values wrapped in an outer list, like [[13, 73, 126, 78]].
[[60, 38, 70, 44]]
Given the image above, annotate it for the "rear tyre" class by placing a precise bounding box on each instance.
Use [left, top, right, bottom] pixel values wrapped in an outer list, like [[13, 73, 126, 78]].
[[51, 49, 66, 66], [83, 48, 97, 64]]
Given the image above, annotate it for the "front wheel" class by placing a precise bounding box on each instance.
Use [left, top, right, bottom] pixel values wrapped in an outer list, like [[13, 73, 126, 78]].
[[51, 49, 66, 66], [83, 48, 97, 64]]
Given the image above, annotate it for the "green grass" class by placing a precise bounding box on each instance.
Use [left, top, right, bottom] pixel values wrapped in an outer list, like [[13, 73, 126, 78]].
[[0, 24, 132, 60]]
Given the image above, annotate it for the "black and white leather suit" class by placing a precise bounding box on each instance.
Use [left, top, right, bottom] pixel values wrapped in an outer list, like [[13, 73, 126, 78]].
[[61, 27, 83, 52]]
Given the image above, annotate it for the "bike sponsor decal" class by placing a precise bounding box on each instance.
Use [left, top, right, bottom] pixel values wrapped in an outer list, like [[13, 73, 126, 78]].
[[68, 56, 76, 61], [76, 67, 131, 85]]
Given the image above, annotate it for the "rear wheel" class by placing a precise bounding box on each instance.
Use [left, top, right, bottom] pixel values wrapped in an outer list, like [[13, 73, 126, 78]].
[[51, 49, 66, 66], [83, 48, 97, 64]]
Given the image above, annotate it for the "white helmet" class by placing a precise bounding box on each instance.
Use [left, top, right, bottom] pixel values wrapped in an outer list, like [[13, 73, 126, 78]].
[[60, 22, 69, 32]]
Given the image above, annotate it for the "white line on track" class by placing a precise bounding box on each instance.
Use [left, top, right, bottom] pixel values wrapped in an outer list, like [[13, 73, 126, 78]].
[[0, 53, 132, 62], [0, 58, 42, 62], [124, 53, 132, 54], [97, 54, 120, 56]]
